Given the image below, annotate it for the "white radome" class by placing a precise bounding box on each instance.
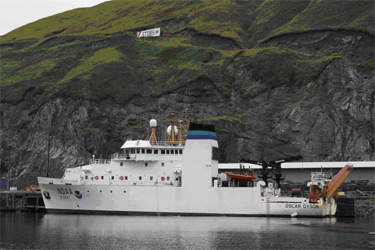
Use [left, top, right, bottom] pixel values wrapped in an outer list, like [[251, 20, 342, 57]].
[[167, 125, 178, 135], [150, 119, 157, 127]]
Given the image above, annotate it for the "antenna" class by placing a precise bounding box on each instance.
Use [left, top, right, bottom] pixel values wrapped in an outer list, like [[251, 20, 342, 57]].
[[149, 119, 158, 145]]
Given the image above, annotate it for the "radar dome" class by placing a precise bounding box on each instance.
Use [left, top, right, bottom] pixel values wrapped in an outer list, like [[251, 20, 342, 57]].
[[167, 125, 178, 135], [149, 119, 157, 127]]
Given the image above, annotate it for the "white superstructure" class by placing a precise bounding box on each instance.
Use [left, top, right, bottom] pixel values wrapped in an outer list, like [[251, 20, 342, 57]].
[[38, 120, 344, 217]]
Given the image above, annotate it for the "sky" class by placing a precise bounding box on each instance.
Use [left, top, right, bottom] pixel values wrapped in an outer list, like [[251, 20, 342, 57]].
[[0, 0, 109, 36]]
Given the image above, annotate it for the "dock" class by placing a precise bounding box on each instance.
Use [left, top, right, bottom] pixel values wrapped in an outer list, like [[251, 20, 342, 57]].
[[0, 191, 45, 212]]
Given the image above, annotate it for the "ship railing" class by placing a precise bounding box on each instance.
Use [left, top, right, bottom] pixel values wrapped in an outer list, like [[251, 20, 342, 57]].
[[38, 178, 80, 185], [149, 141, 186, 147], [111, 153, 135, 160], [89, 159, 111, 164]]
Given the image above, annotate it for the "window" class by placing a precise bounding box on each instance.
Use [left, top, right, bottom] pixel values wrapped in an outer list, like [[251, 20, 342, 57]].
[[142, 149, 145, 154], [167, 176, 170, 181], [179, 149, 183, 154], [150, 176, 153, 181], [101, 176, 104, 180], [85, 176, 88, 180], [111, 176, 114, 180], [147, 149, 152, 154], [131, 148, 135, 154], [139, 176, 142, 180], [166, 150, 170, 154], [175, 150, 178, 154], [125, 150, 129, 155], [161, 150, 165, 154], [161, 162, 165, 167], [125, 176, 128, 180], [120, 162, 123, 166], [171, 150, 174, 154], [212, 147, 220, 160], [145, 162, 148, 166], [136, 149, 140, 154], [154, 150, 158, 154]]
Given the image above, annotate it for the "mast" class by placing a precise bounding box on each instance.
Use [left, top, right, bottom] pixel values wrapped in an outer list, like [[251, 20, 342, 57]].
[[167, 113, 178, 145], [149, 119, 158, 145]]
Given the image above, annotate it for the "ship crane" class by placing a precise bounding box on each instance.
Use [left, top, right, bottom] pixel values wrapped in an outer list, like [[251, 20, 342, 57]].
[[240, 155, 303, 188], [309, 164, 353, 203]]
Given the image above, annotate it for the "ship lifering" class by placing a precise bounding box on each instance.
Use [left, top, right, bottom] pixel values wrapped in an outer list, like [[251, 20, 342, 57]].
[[94, 176, 99, 180], [161, 176, 165, 181], [119, 176, 124, 180]]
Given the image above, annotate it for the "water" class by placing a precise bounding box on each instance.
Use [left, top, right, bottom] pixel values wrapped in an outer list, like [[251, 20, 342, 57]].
[[1, 212, 374, 250]]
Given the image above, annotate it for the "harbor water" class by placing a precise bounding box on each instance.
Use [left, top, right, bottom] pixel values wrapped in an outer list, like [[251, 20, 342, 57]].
[[0, 212, 374, 249]]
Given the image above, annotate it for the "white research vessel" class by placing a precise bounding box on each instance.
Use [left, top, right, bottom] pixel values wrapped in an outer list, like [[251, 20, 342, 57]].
[[38, 117, 352, 217]]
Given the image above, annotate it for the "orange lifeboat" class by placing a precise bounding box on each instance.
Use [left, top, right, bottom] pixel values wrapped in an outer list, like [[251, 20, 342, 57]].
[[226, 172, 256, 181]]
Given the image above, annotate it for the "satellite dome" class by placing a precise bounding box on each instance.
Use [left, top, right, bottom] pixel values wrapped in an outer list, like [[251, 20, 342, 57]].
[[167, 125, 178, 135], [149, 119, 157, 127]]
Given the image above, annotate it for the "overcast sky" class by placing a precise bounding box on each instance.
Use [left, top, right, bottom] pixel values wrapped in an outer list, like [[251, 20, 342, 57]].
[[0, 0, 109, 36]]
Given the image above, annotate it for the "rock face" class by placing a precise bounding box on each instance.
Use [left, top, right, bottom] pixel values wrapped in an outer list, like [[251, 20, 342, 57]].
[[0, 0, 374, 188]]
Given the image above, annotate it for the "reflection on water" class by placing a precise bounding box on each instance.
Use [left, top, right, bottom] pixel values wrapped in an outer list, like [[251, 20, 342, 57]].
[[1, 213, 374, 249]]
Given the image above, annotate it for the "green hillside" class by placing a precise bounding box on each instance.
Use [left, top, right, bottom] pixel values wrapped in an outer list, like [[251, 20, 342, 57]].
[[1, 0, 374, 103]]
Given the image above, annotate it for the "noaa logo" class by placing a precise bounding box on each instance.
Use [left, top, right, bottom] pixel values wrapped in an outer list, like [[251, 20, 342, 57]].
[[74, 190, 82, 199]]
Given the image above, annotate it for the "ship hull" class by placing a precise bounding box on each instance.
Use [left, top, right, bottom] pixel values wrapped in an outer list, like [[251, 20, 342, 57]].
[[39, 181, 336, 217]]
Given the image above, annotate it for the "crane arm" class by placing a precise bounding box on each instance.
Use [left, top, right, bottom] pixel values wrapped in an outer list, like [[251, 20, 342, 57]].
[[240, 159, 263, 166], [322, 164, 353, 198], [274, 155, 303, 164]]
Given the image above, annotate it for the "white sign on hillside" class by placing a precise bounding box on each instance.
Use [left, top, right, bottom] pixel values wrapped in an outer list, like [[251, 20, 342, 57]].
[[137, 28, 160, 38]]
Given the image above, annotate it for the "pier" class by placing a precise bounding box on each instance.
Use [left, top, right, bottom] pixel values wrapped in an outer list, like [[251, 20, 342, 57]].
[[0, 191, 45, 212]]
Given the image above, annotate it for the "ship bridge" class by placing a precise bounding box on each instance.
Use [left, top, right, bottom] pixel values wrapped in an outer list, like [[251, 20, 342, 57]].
[[111, 139, 185, 162]]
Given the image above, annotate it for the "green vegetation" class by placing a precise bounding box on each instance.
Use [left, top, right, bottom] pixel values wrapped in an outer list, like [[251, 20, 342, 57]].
[[60, 47, 124, 83], [263, 0, 374, 42], [204, 112, 249, 123], [0, 0, 373, 104]]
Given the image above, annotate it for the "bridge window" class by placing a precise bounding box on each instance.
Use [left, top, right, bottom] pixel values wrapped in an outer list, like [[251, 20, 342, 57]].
[[175, 150, 178, 154], [139, 176, 142, 180], [131, 149, 135, 154], [125, 176, 128, 180], [136, 149, 140, 154], [147, 149, 152, 154], [142, 149, 145, 154], [171, 150, 174, 154], [179, 149, 183, 154], [101, 176, 104, 180], [154, 150, 158, 154], [167, 176, 170, 181], [161, 150, 165, 154], [166, 150, 170, 154]]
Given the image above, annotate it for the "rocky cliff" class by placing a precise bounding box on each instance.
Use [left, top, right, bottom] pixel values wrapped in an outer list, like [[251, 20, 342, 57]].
[[1, 0, 374, 188]]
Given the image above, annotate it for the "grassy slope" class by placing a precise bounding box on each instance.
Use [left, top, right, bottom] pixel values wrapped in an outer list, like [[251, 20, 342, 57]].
[[0, 0, 373, 104]]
